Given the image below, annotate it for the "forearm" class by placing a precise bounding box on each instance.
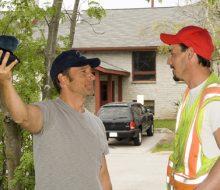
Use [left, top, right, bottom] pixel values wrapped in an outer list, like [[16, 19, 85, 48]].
[[0, 80, 29, 124], [100, 156, 112, 190], [195, 158, 220, 190], [100, 173, 112, 190], [0, 52, 42, 133]]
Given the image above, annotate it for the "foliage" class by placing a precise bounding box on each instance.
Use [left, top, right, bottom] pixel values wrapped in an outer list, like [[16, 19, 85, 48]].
[[9, 149, 35, 190], [0, 0, 47, 102], [156, 1, 220, 65], [157, 45, 170, 55], [200, 0, 220, 62], [0, 112, 5, 187], [87, 0, 106, 20], [0, 0, 49, 189], [0, 0, 106, 188]]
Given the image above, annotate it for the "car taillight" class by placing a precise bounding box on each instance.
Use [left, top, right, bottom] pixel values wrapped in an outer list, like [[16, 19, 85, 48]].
[[129, 121, 136, 129]]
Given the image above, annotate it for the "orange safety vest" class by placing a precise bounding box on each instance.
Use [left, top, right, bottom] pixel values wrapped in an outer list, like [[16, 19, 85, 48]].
[[167, 74, 220, 190]]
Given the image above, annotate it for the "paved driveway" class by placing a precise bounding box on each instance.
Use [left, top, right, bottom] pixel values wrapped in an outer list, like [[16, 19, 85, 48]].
[[106, 131, 171, 190]]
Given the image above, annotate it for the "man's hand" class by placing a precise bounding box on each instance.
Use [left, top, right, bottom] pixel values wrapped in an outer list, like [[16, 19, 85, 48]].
[[0, 50, 18, 85], [0, 50, 43, 133]]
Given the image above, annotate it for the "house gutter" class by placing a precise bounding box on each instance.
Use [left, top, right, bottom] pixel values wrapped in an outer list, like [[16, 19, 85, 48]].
[[75, 46, 158, 52]]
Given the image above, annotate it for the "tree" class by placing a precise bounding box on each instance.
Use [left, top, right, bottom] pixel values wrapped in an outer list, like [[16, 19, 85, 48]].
[[43, 0, 106, 98], [0, 0, 47, 189], [42, 0, 63, 99], [201, 0, 220, 59], [67, 0, 105, 49], [156, 0, 220, 69], [0, 0, 105, 189]]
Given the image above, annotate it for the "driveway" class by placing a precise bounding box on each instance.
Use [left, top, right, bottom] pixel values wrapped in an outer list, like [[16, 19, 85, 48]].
[[106, 130, 171, 190]]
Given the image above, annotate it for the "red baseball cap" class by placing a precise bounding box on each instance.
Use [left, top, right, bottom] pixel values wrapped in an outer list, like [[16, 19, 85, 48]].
[[160, 25, 214, 60]]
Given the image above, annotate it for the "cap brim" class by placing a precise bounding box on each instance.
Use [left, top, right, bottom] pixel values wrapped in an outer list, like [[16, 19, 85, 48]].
[[160, 33, 180, 45], [77, 58, 100, 68]]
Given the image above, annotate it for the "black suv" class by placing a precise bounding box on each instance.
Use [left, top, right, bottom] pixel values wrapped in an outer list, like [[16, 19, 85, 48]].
[[97, 102, 154, 146]]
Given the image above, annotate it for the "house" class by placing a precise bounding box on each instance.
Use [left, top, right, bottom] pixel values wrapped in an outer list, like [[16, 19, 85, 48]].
[[59, 4, 206, 119]]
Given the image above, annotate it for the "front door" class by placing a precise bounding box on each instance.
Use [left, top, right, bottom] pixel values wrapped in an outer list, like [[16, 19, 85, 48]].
[[100, 81, 115, 106]]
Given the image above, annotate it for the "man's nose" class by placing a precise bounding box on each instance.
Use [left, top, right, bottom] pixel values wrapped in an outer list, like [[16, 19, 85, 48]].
[[88, 72, 95, 80], [167, 55, 172, 66]]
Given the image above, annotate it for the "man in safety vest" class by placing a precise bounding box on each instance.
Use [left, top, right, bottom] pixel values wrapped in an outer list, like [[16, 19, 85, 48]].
[[160, 25, 220, 190]]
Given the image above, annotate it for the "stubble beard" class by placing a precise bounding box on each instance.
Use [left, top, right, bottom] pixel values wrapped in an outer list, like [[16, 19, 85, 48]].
[[171, 66, 181, 82], [173, 74, 180, 81]]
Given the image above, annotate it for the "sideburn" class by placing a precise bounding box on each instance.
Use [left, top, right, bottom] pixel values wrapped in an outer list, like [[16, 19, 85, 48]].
[[66, 73, 74, 82], [63, 69, 74, 82]]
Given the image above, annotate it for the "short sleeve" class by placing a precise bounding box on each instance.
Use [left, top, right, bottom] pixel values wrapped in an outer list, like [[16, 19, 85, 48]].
[[95, 116, 109, 155], [204, 101, 220, 133], [201, 101, 220, 158], [33, 101, 52, 134]]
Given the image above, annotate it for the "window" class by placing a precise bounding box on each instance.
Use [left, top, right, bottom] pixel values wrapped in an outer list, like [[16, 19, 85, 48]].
[[132, 51, 156, 81]]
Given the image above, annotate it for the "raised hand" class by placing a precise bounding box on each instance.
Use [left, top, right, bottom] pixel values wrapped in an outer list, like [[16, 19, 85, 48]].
[[0, 50, 18, 85]]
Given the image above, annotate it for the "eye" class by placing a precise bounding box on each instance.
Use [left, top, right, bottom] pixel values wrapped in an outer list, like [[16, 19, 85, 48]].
[[91, 69, 95, 75]]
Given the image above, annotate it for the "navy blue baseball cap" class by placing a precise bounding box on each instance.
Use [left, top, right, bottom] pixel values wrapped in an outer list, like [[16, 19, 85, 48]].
[[0, 35, 19, 52], [50, 49, 100, 80]]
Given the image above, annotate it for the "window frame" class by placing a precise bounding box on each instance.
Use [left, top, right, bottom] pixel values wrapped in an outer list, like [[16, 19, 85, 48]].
[[132, 51, 156, 82]]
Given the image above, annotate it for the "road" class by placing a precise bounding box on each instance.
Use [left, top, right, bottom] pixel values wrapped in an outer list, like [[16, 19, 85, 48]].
[[106, 131, 171, 190]]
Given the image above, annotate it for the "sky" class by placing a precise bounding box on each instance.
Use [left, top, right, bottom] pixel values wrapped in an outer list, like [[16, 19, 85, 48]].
[[38, 0, 200, 10]]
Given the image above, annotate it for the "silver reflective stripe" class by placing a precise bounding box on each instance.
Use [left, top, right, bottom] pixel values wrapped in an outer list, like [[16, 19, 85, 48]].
[[204, 93, 220, 102], [184, 112, 196, 175], [174, 173, 208, 185], [169, 160, 173, 167], [206, 83, 220, 88], [176, 95, 188, 131], [196, 145, 202, 173], [167, 176, 170, 183], [175, 107, 182, 131]]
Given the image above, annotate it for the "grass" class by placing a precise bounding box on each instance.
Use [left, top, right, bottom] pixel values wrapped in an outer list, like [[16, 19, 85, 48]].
[[154, 119, 176, 132], [152, 119, 176, 152]]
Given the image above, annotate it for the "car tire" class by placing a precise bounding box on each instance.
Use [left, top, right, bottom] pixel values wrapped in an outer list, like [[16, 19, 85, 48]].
[[134, 129, 142, 146], [147, 121, 154, 136]]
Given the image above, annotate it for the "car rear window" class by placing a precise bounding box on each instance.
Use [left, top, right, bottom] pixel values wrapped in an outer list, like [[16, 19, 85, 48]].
[[98, 106, 132, 120]]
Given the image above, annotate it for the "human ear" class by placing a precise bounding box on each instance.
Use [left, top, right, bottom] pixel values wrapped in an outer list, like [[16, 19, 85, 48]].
[[187, 47, 195, 60], [57, 73, 67, 85]]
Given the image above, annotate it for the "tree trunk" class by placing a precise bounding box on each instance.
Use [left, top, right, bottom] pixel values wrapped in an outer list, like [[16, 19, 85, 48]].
[[67, 0, 80, 49], [42, 0, 63, 99], [0, 135, 6, 190], [3, 115, 21, 190]]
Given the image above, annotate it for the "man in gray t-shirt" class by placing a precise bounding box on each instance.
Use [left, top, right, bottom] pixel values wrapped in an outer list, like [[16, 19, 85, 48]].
[[0, 49, 112, 190]]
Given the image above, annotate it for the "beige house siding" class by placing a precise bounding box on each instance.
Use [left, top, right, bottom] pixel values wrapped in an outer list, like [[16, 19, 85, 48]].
[[70, 6, 201, 118], [84, 51, 186, 119]]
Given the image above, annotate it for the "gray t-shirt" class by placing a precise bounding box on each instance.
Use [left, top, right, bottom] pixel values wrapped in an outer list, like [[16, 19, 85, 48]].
[[33, 98, 109, 190]]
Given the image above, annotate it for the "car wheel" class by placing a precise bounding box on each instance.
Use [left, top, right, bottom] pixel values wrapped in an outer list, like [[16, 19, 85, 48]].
[[134, 129, 142, 146], [147, 121, 154, 136]]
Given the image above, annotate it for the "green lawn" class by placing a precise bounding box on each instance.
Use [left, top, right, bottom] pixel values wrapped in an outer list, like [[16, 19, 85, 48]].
[[154, 119, 176, 132], [152, 119, 176, 152]]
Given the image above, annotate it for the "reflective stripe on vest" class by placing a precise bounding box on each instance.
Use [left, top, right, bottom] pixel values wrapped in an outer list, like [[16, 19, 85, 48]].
[[167, 79, 220, 190], [167, 160, 208, 190], [177, 83, 220, 177], [175, 89, 189, 132]]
